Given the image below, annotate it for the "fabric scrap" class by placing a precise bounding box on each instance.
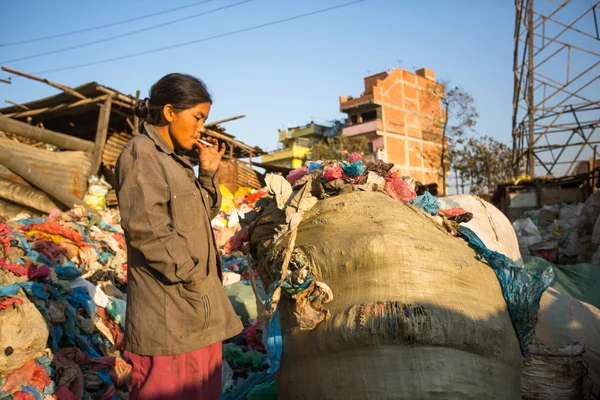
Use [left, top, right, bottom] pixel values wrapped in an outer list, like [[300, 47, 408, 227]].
[[458, 226, 554, 358]]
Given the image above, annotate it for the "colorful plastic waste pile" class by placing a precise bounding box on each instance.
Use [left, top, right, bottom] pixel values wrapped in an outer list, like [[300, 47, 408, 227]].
[[0, 206, 130, 399]]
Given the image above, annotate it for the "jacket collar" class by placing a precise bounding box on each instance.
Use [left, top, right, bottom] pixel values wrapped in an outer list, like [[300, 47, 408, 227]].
[[143, 122, 194, 169], [143, 122, 174, 155]]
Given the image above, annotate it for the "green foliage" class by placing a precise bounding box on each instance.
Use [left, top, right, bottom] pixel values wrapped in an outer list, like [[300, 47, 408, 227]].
[[307, 135, 369, 161]]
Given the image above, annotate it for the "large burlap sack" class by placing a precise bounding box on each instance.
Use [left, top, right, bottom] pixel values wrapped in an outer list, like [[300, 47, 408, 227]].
[[446, 194, 523, 263], [0, 294, 49, 374], [252, 191, 523, 400], [521, 342, 587, 400], [533, 287, 600, 398]]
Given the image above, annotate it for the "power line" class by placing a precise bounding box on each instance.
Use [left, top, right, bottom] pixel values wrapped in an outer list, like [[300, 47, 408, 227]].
[[0, 0, 220, 47], [30, 0, 367, 75], [0, 0, 253, 64]]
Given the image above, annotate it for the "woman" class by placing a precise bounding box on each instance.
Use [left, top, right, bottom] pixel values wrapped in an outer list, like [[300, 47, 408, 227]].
[[115, 73, 243, 399]]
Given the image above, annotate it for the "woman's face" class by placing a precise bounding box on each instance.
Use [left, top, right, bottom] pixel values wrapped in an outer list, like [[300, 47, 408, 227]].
[[168, 102, 211, 151]]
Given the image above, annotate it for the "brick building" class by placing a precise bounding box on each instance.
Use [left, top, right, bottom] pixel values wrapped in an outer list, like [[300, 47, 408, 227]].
[[340, 67, 446, 189], [261, 122, 340, 168]]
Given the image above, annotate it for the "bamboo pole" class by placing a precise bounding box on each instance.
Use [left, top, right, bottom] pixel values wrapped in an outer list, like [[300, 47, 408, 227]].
[[206, 128, 256, 154], [5, 100, 29, 111], [0, 116, 94, 152], [2, 66, 86, 100], [2, 95, 108, 118], [206, 115, 246, 127], [0, 146, 93, 212], [96, 85, 136, 105]]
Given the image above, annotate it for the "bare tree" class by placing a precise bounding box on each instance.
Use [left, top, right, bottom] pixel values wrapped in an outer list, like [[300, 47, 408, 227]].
[[456, 136, 513, 196], [439, 85, 478, 196]]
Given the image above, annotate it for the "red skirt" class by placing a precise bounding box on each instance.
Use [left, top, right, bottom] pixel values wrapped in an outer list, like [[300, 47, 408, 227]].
[[124, 342, 222, 400]]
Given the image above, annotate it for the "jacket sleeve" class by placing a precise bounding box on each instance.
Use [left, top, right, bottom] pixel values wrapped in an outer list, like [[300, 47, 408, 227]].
[[198, 168, 222, 220], [115, 149, 199, 284]]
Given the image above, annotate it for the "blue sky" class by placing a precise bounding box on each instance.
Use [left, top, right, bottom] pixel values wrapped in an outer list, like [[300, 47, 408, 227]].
[[0, 0, 518, 153]]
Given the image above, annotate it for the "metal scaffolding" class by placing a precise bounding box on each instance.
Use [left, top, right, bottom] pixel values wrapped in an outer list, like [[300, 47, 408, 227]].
[[512, 0, 600, 177]]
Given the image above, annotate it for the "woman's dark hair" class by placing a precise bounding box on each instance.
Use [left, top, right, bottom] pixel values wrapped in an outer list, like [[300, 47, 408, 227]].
[[134, 73, 212, 124]]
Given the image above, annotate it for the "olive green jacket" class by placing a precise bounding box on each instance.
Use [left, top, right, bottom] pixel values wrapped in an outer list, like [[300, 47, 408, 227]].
[[115, 123, 242, 356]]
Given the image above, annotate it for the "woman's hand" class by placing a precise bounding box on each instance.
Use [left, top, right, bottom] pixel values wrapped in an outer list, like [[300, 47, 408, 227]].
[[196, 136, 226, 172]]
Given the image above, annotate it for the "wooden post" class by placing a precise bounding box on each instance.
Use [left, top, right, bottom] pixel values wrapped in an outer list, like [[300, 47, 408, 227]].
[[0, 146, 94, 212], [133, 90, 140, 135], [0, 116, 94, 152], [91, 96, 113, 175]]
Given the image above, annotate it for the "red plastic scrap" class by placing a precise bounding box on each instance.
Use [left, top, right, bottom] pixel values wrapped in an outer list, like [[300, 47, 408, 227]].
[[0, 259, 30, 277], [13, 392, 36, 400], [383, 172, 417, 203], [245, 190, 267, 205], [21, 221, 90, 248], [0, 297, 24, 309], [30, 363, 51, 391], [112, 234, 126, 249], [286, 168, 308, 185], [0, 223, 12, 255], [244, 320, 265, 351], [323, 164, 343, 182], [1, 359, 37, 392], [439, 207, 469, 217], [349, 152, 363, 163]]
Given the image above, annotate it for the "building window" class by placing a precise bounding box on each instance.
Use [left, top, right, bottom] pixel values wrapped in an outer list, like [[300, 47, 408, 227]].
[[350, 114, 358, 125], [362, 110, 377, 122]]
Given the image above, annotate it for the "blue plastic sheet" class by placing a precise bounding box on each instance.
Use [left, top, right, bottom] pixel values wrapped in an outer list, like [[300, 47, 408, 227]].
[[410, 192, 441, 215], [14, 218, 47, 225], [264, 308, 282, 374], [342, 161, 365, 177], [458, 226, 554, 358], [307, 162, 323, 173], [55, 266, 82, 280], [0, 282, 49, 299], [66, 287, 97, 318]]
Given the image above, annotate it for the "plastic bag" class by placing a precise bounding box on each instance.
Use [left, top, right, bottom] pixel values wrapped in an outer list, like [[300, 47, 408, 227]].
[[348, 152, 363, 163], [323, 165, 343, 182], [383, 172, 416, 203], [307, 162, 323, 173], [286, 167, 308, 185], [83, 176, 111, 211], [0, 296, 49, 374], [513, 218, 543, 255], [459, 226, 554, 358], [341, 161, 365, 177], [106, 298, 126, 330], [410, 192, 440, 215]]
